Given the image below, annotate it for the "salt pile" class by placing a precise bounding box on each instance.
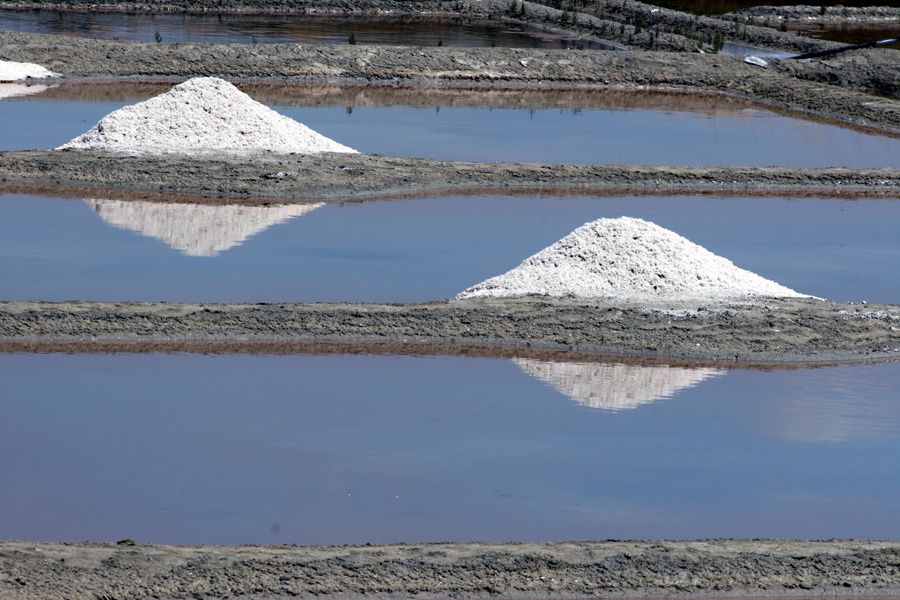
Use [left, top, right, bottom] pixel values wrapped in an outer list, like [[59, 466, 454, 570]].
[[514, 359, 723, 411], [0, 59, 59, 82], [87, 199, 323, 257], [459, 216, 806, 301], [60, 77, 357, 156]]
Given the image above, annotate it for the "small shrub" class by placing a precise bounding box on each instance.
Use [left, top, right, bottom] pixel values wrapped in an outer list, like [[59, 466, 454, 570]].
[[348, 32, 357, 45]]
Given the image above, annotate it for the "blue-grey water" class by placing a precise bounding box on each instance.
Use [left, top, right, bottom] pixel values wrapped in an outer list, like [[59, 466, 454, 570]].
[[2, 93, 898, 167], [0, 9, 603, 48], [1, 193, 898, 304], [1, 353, 898, 544]]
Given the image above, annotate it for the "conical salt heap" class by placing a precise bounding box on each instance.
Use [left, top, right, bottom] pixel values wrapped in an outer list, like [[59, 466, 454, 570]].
[[59, 77, 356, 156], [514, 359, 723, 411], [87, 199, 323, 257], [459, 216, 807, 302]]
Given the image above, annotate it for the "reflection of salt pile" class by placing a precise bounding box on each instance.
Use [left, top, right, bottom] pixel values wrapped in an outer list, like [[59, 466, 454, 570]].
[[459, 217, 805, 301], [0, 83, 53, 99], [0, 59, 59, 82], [87, 199, 323, 257], [515, 359, 723, 411], [60, 77, 357, 155]]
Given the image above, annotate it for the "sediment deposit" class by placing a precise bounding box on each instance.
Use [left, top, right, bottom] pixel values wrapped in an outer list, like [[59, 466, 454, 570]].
[[2, 297, 899, 364], [1, 152, 897, 202], [2, 539, 900, 600]]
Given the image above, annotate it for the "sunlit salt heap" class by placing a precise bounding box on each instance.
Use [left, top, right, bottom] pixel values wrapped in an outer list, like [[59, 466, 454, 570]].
[[87, 199, 323, 257], [0, 59, 59, 82], [514, 359, 723, 411], [60, 77, 357, 155], [459, 216, 806, 301]]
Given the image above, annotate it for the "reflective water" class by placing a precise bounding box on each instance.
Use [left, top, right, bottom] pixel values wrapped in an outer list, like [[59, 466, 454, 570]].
[[0, 9, 605, 48], [3, 193, 899, 304], [2, 88, 898, 166], [1, 353, 898, 544]]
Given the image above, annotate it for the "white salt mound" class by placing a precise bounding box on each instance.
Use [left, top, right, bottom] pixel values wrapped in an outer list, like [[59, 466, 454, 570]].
[[0, 59, 59, 82], [60, 77, 357, 156], [87, 198, 323, 257], [459, 216, 806, 302], [514, 359, 723, 411]]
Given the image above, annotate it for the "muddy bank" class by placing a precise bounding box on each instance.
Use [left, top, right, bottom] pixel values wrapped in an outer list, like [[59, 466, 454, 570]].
[[2, 539, 900, 600], [0, 0, 840, 53], [2, 151, 898, 202], [21, 80, 769, 111], [2, 298, 899, 364], [728, 5, 900, 25], [1, 32, 898, 128]]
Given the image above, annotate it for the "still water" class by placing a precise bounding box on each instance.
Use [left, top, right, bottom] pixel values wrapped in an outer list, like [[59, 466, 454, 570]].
[[2, 193, 899, 304], [0, 195, 900, 303], [1, 353, 898, 544], [0, 9, 603, 48], [2, 89, 898, 167]]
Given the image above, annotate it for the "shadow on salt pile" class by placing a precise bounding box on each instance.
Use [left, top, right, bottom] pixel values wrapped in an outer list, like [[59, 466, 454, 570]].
[[87, 198, 323, 257], [514, 359, 724, 411]]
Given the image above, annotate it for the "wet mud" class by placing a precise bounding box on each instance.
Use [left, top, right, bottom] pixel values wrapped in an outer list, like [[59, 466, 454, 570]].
[[1, 151, 897, 203], [1, 30, 898, 129], [2, 539, 900, 600], [2, 297, 899, 364]]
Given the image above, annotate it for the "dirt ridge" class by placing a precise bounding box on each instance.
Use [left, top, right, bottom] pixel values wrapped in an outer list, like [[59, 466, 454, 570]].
[[3, 298, 900, 364], [2, 539, 900, 600], [1, 152, 898, 203]]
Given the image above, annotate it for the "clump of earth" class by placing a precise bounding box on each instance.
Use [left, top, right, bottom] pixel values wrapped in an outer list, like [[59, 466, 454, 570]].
[[459, 216, 807, 302], [59, 76, 356, 156]]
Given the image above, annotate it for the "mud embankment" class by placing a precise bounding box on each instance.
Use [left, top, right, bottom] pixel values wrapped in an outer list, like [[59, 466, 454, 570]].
[[1, 151, 898, 202], [727, 5, 900, 26], [3, 298, 900, 364], [2, 30, 898, 128], [2, 539, 900, 600], [0, 0, 843, 53]]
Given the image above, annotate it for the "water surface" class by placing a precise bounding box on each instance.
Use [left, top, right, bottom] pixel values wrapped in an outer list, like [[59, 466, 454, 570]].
[[1, 193, 898, 304], [2, 91, 898, 167], [1, 353, 898, 544], [0, 9, 605, 48]]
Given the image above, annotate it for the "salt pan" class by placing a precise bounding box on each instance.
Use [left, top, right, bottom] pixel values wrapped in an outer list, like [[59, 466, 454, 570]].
[[60, 77, 356, 156], [459, 216, 807, 302]]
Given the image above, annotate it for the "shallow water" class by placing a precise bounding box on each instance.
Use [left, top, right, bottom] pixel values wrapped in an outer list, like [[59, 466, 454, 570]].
[[1, 193, 899, 304], [1, 353, 898, 544], [0, 9, 606, 48], [2, 90, 898, 167]]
